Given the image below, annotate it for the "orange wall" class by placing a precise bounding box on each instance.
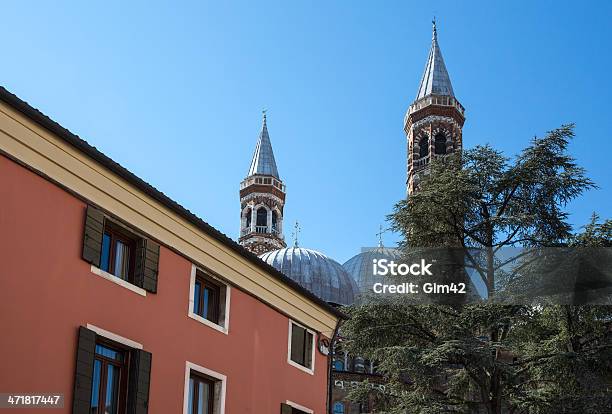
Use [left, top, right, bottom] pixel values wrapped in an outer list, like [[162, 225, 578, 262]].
[[0, 154, 329, 413]]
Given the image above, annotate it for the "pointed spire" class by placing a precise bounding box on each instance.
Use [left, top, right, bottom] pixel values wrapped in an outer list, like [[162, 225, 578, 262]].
[[415, 19, 454, 99], [247, 110, 280, 178]]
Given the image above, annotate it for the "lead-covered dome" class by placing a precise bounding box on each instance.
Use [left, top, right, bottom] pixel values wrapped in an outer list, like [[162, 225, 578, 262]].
[[343, 247, 403, 293], [260, 247, 358, 306]]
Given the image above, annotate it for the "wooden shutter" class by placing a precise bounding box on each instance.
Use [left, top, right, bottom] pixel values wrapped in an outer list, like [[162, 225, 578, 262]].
[[72, 326, 96, 414], [127, 349, 152, 414], [82, 206, 105, 267], [134, 239, 160, 293], [280, 402, 294, 414]]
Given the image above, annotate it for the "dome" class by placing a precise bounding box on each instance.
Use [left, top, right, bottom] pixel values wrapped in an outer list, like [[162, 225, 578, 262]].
[[343, 247, 403, 293], [260, 247, 359, 306]]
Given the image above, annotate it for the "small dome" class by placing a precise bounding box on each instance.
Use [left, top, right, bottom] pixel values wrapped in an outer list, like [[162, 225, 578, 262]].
[[260, 247, 358, 306], [343, 247, 403, 292]]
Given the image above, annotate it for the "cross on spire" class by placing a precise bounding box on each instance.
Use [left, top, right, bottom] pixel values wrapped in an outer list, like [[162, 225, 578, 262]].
[[292, 221, 301, 248], [432, 16, 437, 39], [376, 224, 386, 248]]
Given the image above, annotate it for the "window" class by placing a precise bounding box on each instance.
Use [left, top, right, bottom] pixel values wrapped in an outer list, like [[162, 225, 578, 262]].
[[272, 211, 278, 233], [256, 207, 267, 227], [90, 342, 128, 414], [82, 206, 160, 294], [194, 274, 221, 323], [100, 223, 136, 282], [288, 321, 315, 373], [245, 208, 252, 229], [418, 135, 429, 158], [189, 266, 230, 334], [72, 326, 152, 414], [333, 402, 345, 414], [434, 132, 447, 155], [188, 372, 215, 414], [183, 362, 226, 414]]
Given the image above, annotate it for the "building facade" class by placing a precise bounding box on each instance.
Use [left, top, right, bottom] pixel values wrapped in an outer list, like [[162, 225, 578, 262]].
[[0, 88, 341, 414]]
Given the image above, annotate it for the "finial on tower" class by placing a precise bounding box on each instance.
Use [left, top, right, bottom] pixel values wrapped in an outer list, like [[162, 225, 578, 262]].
[[262, 109, 267, 124], [376, 224, 386, 248], [292, 221, 301, 248], [432, 17, 437, 40]]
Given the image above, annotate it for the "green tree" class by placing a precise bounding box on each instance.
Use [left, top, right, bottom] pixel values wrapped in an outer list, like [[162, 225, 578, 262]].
[[342, 125, 612, 414]]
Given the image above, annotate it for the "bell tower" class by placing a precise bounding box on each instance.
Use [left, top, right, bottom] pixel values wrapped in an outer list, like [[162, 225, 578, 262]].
[[239, 112, 287, 255], [405, 20, 465, 195]]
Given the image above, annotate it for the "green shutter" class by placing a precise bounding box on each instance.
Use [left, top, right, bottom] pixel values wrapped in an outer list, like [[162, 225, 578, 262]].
[[134, 239, 160, 293], [82, 206, 104, 267], [72, 326, 96, 414], [127, 349, 152, 414], [280, 402, 293, 414]]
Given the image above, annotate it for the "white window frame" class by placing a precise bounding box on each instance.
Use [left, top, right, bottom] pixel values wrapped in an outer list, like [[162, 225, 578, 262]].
[[287, 320, 316, 375], [286, 400, 314, 414], [86, 323, 143, 349], [90, 264, 147, 297], [188, 264, 231, 335], [183, 361, 226, 414]]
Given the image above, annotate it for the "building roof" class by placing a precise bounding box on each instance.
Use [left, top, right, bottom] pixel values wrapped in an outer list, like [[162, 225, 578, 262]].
[[247, 113, 279, 179], [416, 21, 455, 99], [0, 86, 343, 320], [260, 247, 359, 306]]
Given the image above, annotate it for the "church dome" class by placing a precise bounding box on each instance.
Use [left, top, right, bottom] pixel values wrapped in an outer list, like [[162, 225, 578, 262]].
[[260, 247, 359, 306], [343, 247, 403, 293]]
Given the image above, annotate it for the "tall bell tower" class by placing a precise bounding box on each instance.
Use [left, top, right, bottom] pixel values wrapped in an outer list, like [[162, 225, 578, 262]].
[[405, 20, 465, 195], [239, 112, 287, 255]]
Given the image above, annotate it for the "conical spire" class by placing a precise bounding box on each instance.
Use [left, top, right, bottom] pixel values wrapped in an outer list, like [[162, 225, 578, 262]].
[[247, 111, 280, 178], [415, 19, 455, 99]]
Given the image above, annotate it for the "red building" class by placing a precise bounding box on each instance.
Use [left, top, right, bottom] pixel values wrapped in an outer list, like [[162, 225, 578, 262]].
[[0, 87, 342, 413]]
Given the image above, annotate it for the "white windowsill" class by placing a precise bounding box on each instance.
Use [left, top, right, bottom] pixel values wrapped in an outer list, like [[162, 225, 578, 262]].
[[287, 358, 315, 375], [90, 265, 147, 297], [286, 400, 314, 414], [187, 312, 228, 335]]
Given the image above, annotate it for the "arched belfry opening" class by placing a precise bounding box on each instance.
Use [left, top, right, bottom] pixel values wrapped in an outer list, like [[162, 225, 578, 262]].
[[256, 207, 267, 229], [418, 135, 429, 158], [434, 133, 447, 155]]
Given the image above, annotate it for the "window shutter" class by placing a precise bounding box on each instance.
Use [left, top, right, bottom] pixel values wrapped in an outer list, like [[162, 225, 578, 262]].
[[72, 326, 96, 414], [134, 239, 160, 293], [280, 403, 293, 414], [82, 206, 104, 267], [127, 349, 152, 414]]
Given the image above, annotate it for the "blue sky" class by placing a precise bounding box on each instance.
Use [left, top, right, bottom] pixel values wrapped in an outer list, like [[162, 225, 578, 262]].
[[2, 1, 611, 263]]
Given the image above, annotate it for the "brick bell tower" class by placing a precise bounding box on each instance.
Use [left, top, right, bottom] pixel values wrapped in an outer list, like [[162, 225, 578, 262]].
[[239, 112, 287, 255], [405, 20, 465, 195]]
